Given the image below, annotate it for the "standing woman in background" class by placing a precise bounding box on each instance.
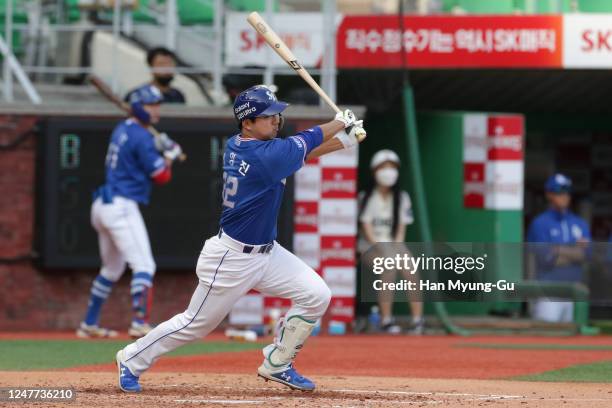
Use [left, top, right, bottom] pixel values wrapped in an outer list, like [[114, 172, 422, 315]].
[[359, 149, 424, 334]]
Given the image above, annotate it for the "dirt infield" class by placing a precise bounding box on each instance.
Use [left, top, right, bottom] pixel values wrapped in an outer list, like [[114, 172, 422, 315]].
[[1, 372, 611, 407], [3, 334, 612, 407]]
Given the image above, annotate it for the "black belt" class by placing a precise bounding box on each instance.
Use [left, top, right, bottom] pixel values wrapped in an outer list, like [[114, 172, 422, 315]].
[[218, 229, 274, 254]]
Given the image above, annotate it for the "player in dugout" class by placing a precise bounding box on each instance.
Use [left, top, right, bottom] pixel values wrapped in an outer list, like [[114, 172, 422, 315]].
[[115, 84, 366, 393], [527, 173, 591, 323], [77, 85, 183, 339]]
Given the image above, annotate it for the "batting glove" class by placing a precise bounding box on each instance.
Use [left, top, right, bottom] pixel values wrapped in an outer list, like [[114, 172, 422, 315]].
[[334, 124, 366, 149], [163, 142, 183, 162], [335, 109, 358, 128]]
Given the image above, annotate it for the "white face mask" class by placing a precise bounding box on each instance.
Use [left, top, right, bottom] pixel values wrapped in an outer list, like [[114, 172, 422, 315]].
[[375, 167, 399, 187]]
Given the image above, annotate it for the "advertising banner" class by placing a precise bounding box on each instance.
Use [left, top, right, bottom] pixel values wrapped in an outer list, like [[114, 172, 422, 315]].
[[337, 15, 563, 68], [226, 12, 325, 67]]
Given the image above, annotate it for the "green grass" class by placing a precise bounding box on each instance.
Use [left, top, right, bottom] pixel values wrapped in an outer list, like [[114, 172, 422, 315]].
[[514, 361, 612, 383], [458, 343, 612, 351], [0, 340, 262, 371]]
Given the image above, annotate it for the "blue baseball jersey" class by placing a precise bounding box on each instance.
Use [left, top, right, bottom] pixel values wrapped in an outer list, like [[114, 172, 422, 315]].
[[102, 119, 165, 205], [220, 127, 324, 245], [527, 208, 591, 282]]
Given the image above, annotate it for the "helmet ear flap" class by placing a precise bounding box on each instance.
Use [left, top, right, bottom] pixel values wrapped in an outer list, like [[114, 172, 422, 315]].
[[131, 101, 151, 124]]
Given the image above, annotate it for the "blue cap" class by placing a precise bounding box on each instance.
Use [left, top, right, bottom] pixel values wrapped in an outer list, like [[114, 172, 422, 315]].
[[129, 85, 163, 105], [545, 173, 572, 193], [233, 85, 289, 123]]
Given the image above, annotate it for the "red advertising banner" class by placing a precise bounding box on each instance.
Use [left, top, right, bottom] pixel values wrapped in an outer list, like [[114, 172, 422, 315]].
[[321, 168, 357, 199], [294, 201, 319, 233], [337, 15, 563, 68], [487, 115, 524, 161]]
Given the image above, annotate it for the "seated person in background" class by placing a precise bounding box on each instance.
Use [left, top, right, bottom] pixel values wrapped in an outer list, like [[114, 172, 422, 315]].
[[527, 173, 590, 323], [125, 47, 185, 104], [359, 149, 424, 334]]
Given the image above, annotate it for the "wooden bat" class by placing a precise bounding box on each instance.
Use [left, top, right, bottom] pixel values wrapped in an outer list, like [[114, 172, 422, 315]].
[[89, 75, 187, 162], [246, 11, 341, 114]]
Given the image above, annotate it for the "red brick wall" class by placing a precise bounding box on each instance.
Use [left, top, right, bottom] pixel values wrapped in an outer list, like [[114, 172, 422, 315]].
[[0, 115, 200, 332]]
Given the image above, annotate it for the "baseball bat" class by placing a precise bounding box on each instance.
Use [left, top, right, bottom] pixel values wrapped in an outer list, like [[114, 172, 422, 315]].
[[246, 12, 341, 114], [89, 75, 187, 162]]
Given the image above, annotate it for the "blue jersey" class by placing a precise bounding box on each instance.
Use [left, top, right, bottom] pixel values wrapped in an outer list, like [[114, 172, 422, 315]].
[[220, 127, 324, 245], [527, 208, 591, 282], [102, 119, 165, 205]]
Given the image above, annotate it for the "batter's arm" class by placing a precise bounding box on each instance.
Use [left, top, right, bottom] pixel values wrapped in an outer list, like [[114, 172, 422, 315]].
[[305, 119, 346, 161]]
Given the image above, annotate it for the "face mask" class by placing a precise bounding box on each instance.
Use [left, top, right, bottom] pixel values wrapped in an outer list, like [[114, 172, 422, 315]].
[[375, 167, 399, 187], [155, 75, 174, 86]]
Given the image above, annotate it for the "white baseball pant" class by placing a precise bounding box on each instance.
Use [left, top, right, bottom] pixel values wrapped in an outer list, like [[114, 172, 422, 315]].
[[90, 196, 156, 282], [122, 233, 331, 376], [532, 299, 574, 323]]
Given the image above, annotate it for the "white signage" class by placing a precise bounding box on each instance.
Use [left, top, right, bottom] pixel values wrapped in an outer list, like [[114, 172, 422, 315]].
[[225, 12, 325, 68], [563, 15, 612, 68]]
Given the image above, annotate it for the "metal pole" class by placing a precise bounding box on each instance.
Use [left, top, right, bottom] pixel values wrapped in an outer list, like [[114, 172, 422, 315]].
[[263, 0, 274, 87], [321, 0, 336, 108], [0, 35, 42, 104], [166, 0, 177, 50], [212, 0, 223, 100], [4, 0, 14, 101], [111, 0, 121, 94]]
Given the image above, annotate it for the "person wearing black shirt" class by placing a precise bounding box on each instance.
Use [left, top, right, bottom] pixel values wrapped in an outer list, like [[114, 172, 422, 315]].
[[125, 47, 186, 104]]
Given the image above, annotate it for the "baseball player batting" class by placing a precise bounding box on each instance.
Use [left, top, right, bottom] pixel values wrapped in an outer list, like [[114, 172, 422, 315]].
[[115, 84, 366, 392], [77, 85, 184, 339]]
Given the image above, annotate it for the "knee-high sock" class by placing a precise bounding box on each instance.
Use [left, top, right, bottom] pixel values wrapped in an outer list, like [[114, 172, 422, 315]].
[[84, 275, 114, 326], [131, 272, 154, 325]]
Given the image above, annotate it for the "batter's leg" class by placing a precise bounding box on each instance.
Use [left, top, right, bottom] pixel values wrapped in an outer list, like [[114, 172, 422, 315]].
[[78, 200, 125, 338], [102, 198, 157, 331], [253, 243, 331, 390], [117, 237, 267, 389]]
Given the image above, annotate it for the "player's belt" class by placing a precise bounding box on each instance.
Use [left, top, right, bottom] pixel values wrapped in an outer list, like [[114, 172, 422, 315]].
[[217, 229, 274, 254]]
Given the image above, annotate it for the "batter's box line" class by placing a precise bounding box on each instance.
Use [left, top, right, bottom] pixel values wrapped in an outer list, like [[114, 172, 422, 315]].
[[165, 384, 525, 400], [174, 398, 443, 406]]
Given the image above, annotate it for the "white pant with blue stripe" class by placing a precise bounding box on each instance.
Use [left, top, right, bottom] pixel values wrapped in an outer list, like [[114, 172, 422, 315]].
[[91, 196, 156, 282], [122, 234, 331, 376]]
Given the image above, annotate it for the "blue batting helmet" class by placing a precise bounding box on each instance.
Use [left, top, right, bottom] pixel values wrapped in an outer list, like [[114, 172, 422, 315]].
[[233, 85, 289, 124], [129, 85, 163, 124], [545, 173, 572, 193], [129, 84, 163, 105]]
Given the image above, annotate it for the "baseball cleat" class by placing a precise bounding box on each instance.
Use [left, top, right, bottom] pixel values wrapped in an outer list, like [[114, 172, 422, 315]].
[[128, 322, 153, 338], [116, 350, 141, 393], [257, 364, 315, 391], [76, 322, 118, 338]]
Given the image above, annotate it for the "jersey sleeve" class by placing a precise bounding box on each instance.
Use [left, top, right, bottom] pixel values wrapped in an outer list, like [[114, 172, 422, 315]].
[[579, 218, 591, 241], [526, 217, 557, 270], [400, 191, 414, 225], [134, 131, 166, 177], [257, 127, 324, 183]]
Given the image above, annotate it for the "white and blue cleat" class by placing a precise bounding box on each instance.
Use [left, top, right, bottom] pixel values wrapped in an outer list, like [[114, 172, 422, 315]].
[[257, 364, 315, 391], [116, 350, 141, 393]]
